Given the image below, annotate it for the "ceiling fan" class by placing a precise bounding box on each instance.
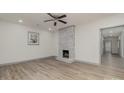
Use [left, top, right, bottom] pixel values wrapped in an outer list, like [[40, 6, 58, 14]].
[[44, 13, 67, 26]]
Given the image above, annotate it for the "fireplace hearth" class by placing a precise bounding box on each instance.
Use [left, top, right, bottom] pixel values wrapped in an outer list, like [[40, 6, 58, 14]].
[[63, 50, 69, 58]]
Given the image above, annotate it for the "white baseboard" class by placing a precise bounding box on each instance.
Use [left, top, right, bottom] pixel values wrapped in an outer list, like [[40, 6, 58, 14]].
[[0, 56, 55, 67], [55, 56, 100, 65], [56, 57, 75, 63], [75, 59, 100, 66], [0, 56, 100, 67]]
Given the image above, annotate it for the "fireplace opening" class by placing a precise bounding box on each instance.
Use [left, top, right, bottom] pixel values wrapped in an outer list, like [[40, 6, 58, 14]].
[[63, 50, 69, 58]]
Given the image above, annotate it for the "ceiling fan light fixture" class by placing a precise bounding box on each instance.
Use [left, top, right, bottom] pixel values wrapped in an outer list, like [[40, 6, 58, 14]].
[[44, 13, 67, 26]]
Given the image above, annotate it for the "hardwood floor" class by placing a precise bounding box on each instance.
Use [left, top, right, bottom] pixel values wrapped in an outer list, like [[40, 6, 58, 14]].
[[102, 53, 124, 69], [0, 56, 124, 80]]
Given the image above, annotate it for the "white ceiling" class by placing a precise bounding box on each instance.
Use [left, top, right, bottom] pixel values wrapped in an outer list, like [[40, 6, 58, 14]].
[[0, 13, 115, 31], [102, 26, 124, 37]]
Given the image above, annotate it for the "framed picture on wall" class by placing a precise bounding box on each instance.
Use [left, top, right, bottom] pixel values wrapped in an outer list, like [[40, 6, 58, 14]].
[[28, 32, 39, 45]]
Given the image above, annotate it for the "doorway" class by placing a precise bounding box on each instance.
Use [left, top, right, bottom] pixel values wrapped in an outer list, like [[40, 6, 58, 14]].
[[103, 36, 120, 55], [104, 37, 112, 54], [100, 25, 124, 68]]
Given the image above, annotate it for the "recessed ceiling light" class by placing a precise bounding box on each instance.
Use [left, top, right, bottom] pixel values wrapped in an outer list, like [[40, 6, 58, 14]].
[[109, 31, 113, 33], [48, 28, 52, 31], [18, 19, 23, 23]]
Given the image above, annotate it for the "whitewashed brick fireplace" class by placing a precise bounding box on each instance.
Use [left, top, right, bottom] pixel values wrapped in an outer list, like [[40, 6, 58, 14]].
[[56, 25, 75, 63]]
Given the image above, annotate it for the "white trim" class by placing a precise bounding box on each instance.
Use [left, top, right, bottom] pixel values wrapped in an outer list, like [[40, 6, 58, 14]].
[[99, 29, 102, 64], [121, 31, 124, 58], [75, 59, 100, 66], [0, 56, 54, 67], [56, 57, 74, 63]]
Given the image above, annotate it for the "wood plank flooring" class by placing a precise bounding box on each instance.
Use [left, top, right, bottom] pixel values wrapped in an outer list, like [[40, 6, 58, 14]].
[[102, 54, 124, 69], [0, 56, 124, 80]]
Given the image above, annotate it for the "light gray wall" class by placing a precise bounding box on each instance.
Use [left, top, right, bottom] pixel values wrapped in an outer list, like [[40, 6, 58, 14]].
[[0, 20, 55, 64], [54, 14, 124, 64], [75, 14, 124, 64]]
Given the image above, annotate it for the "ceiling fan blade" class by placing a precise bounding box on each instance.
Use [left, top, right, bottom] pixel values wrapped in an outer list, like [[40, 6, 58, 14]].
[[44, 19, 54, 22], [58, 20, 67, 24], [54, 22, 57, 26], [58, 15, 66, 19], [47, 13, 56, 18]]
